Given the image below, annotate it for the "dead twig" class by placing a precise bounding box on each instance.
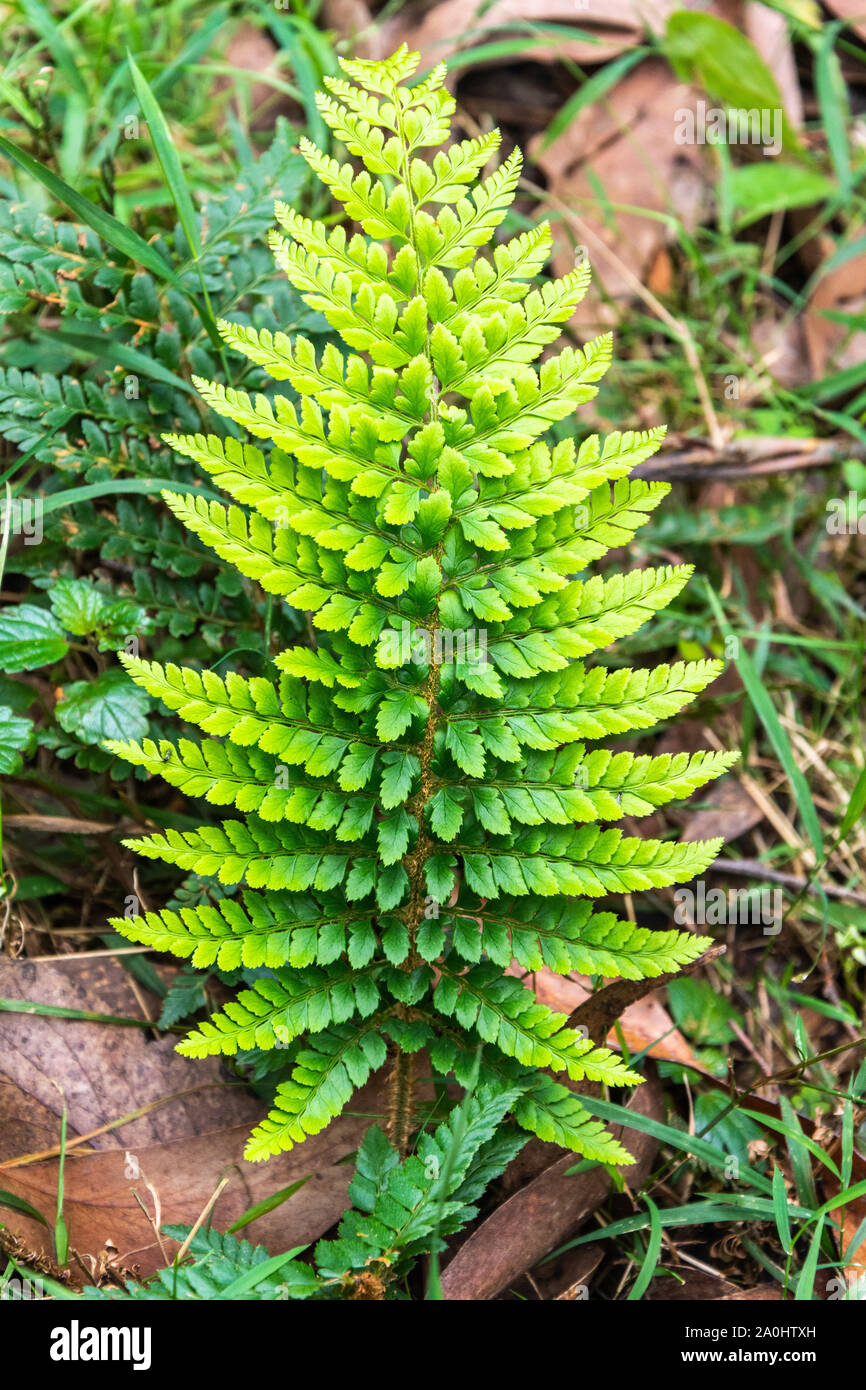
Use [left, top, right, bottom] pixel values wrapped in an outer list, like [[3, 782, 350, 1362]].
[[712, 858, 866, 908], [566, 944, 727, 1043], [634, 434, 865, 482]]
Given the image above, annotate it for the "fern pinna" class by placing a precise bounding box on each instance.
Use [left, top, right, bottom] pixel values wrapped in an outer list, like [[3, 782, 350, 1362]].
[[107, 47, 735, 1167]]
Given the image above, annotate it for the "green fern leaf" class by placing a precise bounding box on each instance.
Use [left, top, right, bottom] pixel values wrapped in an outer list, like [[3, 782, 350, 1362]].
[[107, 47, 734, 1176]]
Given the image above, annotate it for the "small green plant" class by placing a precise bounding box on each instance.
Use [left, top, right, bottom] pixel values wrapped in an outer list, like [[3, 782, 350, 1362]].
[[85, 1085, 528, 1300], [108, 47, 736, 1171], [0, 117, 320, 783]]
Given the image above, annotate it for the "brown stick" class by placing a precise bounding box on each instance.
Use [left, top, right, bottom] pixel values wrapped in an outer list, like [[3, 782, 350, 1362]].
[[634, 434, 864, 482], [712, 858, 866, 908], [565, 944, 727, 1044]]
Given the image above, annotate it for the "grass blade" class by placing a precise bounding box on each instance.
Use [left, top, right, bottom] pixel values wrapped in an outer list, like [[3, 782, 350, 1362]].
[[0, 998, 170, 1028], [705, 582, 829, 957], [41, 327, 194, 394], [627, 1195, 662, 1300], [54, 1095, 69, 1265], [772, 1165, 792, 1257], [575, 1095, 773, 1194], [38, 479, 223, 516], [539, 48, 648, 151], [226, 1177, 312, 1235], [550, 1196, 813, 1258], [17, 0, 89, 100], [0, 1189, 49, 1227], [126, 53, 201, 259], [795, 1213, 825, 1300], [126, 53, 222, 351], [814, 24, 852, 203], [780, 1096, 818, 1209], [0, 134, 182, 289]]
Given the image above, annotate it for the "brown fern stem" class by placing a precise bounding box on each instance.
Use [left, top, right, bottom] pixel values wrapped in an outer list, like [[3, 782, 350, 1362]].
[[386, 1044, 415, 1158], [388, 632, 441, 1157]]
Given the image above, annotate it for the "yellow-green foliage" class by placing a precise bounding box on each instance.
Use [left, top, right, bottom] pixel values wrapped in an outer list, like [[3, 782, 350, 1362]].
[[108, 47, 735, 1164]]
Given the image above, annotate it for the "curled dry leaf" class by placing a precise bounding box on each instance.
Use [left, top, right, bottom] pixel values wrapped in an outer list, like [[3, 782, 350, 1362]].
[[509, 959, 703, 1066]]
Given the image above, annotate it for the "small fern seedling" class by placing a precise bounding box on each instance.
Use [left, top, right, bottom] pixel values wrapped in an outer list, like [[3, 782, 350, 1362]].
[[86, 1086, 528, 1300], [107, 47, 736, 1168]]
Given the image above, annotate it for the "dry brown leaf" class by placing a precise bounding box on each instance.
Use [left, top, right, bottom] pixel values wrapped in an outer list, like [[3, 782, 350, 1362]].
[[0, 958, 266, 1159], [0, 1089, 385, 1281], [375, 0, 672, 73], [0, 957, 387, 1275], [513, 961, 702, 1065], [680, 775, 767, 846], [531, 60, 710, 329]]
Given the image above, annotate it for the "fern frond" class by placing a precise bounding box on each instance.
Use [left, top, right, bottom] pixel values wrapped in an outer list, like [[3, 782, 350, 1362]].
[[514, 1075, 635, 1165], [274, 203, 407, 296], [107, 47, 734, 1177], [177, 962, 383, 1057], [460, 827, 723, 899], [245, 1017, 389, 1161], [314, 1085, 525, 1282], [432, 746, 739, 832], [434, 224, 553, 326], [443, 898, 712, 977], [483, 566, 694, 679], [214, 325, 417, 437], [434, 962, 641, 1084], [106, 735, 391, 835], [109, 890, 377, 970], [426, 148, 524, 269], [86, 1224, 318, 1301], [451, 658, 726, 756]]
